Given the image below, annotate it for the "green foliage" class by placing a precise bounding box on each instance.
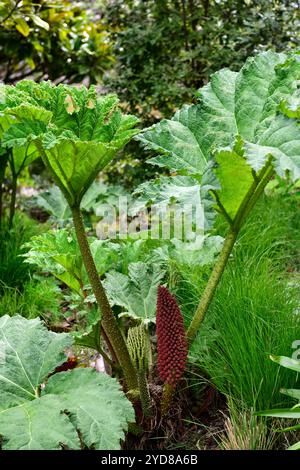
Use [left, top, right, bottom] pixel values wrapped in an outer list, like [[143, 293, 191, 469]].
[[33, 181, 133, 225], [104, 0, 300, 122], [0, 277, 62, 321], [104, 261, 165, 324], [0, 315, 134, 450], [131, 172, 217, 233], [22, 228, 84, 293], [34, 184, 72, 223], [22, 228, 123, 294], [136, 51, 300, 206], [135, 50, 300, 344], [257, 356, 300, 450], [188, 196, 300, 410], [152, 235, 224, 270], [0, 212, 42, 290], [0, 0, 113, 84], [0, 81, 139, 206]]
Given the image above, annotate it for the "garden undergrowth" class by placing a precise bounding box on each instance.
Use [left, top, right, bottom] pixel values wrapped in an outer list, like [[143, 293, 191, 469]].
[[0, 212, 47, 291], [173, 193, 300, 420]]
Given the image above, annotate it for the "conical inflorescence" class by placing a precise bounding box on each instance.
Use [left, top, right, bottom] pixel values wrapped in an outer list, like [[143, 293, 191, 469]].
[[156, 286, 188, 386]]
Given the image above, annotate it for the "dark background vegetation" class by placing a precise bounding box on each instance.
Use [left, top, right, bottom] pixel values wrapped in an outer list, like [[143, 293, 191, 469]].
[[1, 0, 300, 185]]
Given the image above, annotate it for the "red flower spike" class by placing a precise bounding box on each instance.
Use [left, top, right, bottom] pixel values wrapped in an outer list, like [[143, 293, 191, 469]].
[[156, 286, 188, 386]]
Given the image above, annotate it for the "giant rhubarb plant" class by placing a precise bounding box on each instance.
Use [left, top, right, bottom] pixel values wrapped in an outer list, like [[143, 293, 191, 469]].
[[135, 50, 300, 345], [0, 81, 139, 390]]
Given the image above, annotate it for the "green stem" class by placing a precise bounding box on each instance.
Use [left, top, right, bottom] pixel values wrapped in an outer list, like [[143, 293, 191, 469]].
[[187, 159, 274, 345], [161, 383, 175, 416], [239, 167, 274, 227], [71, 205, 138, 391], [187, 229, 238, 344], [0, 153, 8, 229], [211, 189, 233, 227], [8, 162, 17, 230]]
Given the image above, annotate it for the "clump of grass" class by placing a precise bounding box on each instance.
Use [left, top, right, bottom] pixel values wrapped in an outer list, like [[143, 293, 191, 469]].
[[0, 276, 63, 321], [174, 195, 300, 410], [196, 254, 299, 409], [219, 400, 275, 450], [0, 212, 45, 291]]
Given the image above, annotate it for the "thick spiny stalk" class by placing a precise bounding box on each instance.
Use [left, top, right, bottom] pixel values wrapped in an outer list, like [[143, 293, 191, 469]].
[[8, 159, 17, 230], [187, 229, 238, 343], [71, 205, 138, 391], [0, 153, 8, 228]]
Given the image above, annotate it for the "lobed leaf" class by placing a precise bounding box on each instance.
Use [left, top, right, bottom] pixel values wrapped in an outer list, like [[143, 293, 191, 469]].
[[104, 262, 165, 324], [135, 51, 300, 230], [0, 316, 134, 450]]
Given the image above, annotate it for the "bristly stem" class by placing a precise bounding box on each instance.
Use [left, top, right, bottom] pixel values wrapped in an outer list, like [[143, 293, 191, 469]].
[[211, 189, 234, 226], [187, 229, 238, 344], [0, 152, 8, 229], [71, 205, 138, 392], [8, 155, 17, 230], [161, 383, 175, 416]]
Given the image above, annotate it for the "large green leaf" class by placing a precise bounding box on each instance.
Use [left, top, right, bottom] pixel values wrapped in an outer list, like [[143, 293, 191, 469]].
[[137, 52, 294, 174], [22, 229, 84, 294], [0, 395, 80, 450], [41, 139, 118, 203], [170, 235, 224, 267], [0, 315, 134, 450], [2, 120, 47, 148], [11, 143, 39, 175], [0, 81, 139, 205], [44, 368, 134, 450], [135, 51, 300, 229], [136, 105, 208, 173], [103, 262, 165, 324], [233, 51, 286, 140], [0, 315, 71, 409], [242, 115, 300, 181]]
